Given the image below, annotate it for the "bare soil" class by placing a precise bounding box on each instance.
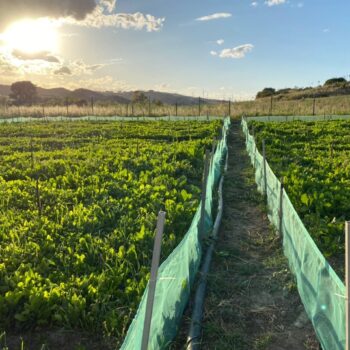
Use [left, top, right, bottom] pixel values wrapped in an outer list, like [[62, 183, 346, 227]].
[[173, 121, 319, 350]]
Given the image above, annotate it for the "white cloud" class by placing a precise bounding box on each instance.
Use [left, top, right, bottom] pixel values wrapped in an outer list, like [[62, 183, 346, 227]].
[[196, 13, 232, 21], [210, 51, 218, 56], [251, 2, 259, 7], [0, 1, 164, 33], [265, 0, 286, 6], [323, 28, 330, 33], [217, 44, 254, 59], [216, 39, 224, 45], [62, 7, 165, 32]]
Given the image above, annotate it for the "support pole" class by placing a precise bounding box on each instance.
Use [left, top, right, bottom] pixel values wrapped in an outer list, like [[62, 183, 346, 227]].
[[91, 96, 94, 115], [199, 150, 211, 241], [279, 178, 284, 235], [228, 100, 231, 117], [313, 98, 316, 116], [346, 221, 350, 350], [198, 97, 201, 117], [148, 97, 151, 117], [175, 102, 178, 117], [270, 96, 273, 115], [141, 211, 166, 350], [262, 140, 267, 197]]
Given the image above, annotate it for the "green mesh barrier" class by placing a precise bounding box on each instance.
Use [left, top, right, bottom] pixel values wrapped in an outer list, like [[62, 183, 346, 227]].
[[121, 117, 230, 349], [245, 115, 350, 123], [0, 115, 224, 123], [242, 117, 345, 350]]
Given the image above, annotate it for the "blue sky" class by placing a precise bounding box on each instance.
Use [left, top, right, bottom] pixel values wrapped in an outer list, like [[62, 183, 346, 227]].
[[0, 0, 349, 99]]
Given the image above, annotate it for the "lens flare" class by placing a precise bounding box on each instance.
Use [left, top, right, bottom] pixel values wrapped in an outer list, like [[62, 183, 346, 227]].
[[2, 18, 59, 54]]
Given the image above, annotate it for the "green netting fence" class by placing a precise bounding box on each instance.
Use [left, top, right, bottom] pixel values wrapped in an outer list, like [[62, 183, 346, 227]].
[[0, 115, 224, 123], [242, 117, 345, 350], [121, 117, 231, 349]]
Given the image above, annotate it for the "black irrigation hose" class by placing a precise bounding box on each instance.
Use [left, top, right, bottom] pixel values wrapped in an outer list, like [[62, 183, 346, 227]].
[[186, 151, 228, 350]]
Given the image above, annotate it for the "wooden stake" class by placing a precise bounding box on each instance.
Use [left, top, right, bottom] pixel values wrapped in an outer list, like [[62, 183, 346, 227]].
[[141, 211, 166, 350], [346, 221, 350, 350]]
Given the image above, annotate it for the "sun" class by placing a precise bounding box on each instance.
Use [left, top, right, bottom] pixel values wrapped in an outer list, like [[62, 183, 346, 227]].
[[2, 18, 59, 54]]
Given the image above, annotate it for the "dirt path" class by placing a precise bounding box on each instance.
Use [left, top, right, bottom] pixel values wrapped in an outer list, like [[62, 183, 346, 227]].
[[196, 121, 318, 350]]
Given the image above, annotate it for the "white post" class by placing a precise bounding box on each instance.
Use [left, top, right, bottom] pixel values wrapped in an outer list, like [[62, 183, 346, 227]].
[[199, 150, 211, 241], [141, 211, 166, 350], [262, 140, 267, 196], [346, 221, 350, 350], [279, 178, 284, 235]]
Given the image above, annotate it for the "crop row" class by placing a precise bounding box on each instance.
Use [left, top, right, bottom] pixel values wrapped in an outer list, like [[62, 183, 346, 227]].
[[250, 120, 350, 274], [0, 120, 221, 345]]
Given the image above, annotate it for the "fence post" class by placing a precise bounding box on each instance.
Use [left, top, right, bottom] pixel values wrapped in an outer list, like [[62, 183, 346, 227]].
[[346, 221, 350, 350], [262, 140, 267, 197], [141, 211, 166, 350], [148, 97, 151, 117], [313, 98, 316, 116], [175, 102, 178, 117], [279, 178, 284, 235], [270, 96, 273, 115], [91, 96, 94, 115], [66, 98, 69, 116], [198, 97, 201, 117], [228, 100, 231, 117], [199, 150, 211, 241]]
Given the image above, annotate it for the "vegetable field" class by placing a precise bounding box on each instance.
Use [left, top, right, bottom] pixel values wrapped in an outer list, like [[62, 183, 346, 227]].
[[250, 120, 350, 272], [0, 120, 221, 345]]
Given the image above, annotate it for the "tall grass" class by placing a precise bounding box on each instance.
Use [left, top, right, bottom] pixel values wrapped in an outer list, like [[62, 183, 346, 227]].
[[1, 94, 350, 119]]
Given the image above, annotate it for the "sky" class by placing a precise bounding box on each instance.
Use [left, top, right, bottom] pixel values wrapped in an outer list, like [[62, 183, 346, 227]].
[[0, 0, 349, 100]]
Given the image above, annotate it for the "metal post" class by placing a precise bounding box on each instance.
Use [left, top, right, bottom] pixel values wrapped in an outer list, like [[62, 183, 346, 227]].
[[66, 98, 69, 116], [228, 100, 231, 117], [175, 102, 178, 117], [270, 96, 273, 115], [141, 211, 166, 350], [262, 140, 267, 197], [313, 98, 316, 116], [91, 96, 94, 115], [199, 150, 211, 241], [148, 97, 151, 117], [346, 221, 350, 350], [279, 178, 284, 235], [198, 97, 201, 117]]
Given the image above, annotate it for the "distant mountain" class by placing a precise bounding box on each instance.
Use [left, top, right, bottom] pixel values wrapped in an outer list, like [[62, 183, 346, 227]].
[[0, 84, 222, 105]]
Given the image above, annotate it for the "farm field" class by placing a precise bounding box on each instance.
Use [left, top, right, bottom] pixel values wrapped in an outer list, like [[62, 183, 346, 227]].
[[249, 120, 350, 273], [0, 120, 221, 347]]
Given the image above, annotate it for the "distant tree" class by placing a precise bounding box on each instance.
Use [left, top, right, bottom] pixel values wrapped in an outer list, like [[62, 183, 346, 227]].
[[132, 91, 148, 104], [154, 99, 163, 107], [324, 77, 347, 86], [10, 81, 37, 105], [0, 96, 8, 107], [256, 88, 276, 99]]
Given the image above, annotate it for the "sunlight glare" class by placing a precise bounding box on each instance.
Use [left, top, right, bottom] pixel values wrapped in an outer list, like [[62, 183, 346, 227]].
[[2, 19, 59, 54]]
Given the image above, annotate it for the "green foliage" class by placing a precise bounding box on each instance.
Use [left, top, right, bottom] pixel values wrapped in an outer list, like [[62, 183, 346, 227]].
[[251, 120, 350, 261], [256, 88, 276, 99], [10, 81, 37, 106], [324, 77, 347, 86], [0, 120, 221, 343]]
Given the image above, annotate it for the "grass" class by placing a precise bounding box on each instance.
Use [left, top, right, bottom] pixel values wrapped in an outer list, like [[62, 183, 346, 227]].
[[1, 92, 350, 119]]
